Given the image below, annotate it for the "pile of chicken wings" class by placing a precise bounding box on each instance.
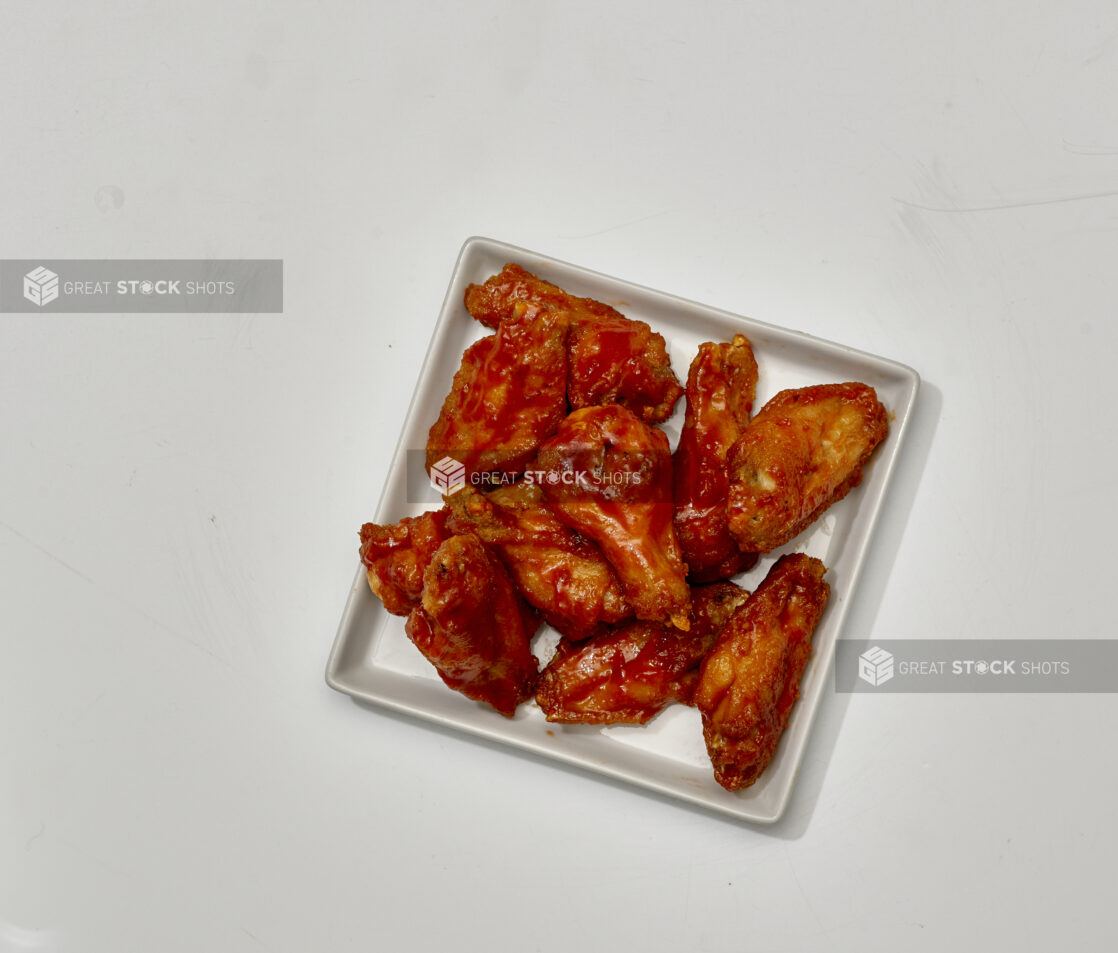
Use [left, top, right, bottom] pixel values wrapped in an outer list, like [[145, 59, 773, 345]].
[[360, 264, 888, 790]]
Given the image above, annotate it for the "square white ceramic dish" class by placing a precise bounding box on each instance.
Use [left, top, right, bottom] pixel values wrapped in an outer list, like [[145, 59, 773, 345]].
[[326, 236, 920, 823]]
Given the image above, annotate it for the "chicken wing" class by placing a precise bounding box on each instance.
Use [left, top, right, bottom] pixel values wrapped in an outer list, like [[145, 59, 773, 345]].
[[726, 382, 888, 553], [358, 508, 451, 616], [445, 482, 631, 639], [535, 405, 691, 629], [536, 581, 751, 725], [464, 263, 683, 423], [425, 303, 568, 486], [464, 261, 618, 330], [693, 553, 829, 791], [673, 335, 760, 582], [404, 533, 540, 717]]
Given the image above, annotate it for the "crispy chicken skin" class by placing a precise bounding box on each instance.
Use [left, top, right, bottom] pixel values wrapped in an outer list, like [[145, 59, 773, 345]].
[[445, 482, 631, 639], [536, 581, 751, 725], [359, 509, 451, 616], [404, 534, 540, 718], [673, 335, 760, 582], [536, 405, 692, 630], [726, 382, 888, 554], [464, 263, 683, 424], [425, 303, 568, 485], [694, 554, 829, 790]]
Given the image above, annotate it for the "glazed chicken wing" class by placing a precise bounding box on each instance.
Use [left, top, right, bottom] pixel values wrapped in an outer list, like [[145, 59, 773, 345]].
[[565, 309, 683, 424], [426, 304, 568, 485], [726, 382, 888, 553], [673, 335, 760, 582], [694, 553, 829, 790], [464, 261, 619, 331], [536, 581, 750, 725], [404, 534, 540, 717], [359, 508, 451, 616], [464, 263, 683, 423], [445, 482, 631, 639], [536, 405, 691, 629]]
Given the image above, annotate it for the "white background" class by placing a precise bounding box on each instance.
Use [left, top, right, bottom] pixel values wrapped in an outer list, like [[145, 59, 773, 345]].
[[2, 2, 1115, 951]]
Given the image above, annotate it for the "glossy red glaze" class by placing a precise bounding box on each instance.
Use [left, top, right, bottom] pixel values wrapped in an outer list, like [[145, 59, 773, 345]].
[[537, 405, 691, 629], [673, 336, 759, 581]]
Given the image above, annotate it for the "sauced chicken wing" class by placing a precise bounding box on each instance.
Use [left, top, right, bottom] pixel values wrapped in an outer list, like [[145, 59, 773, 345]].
[[693, 553, 829, 790], [464, 261, 618, 331], [464, 263, 683, 423], [536, 581, 751, 725], [425, 304, 568, 485], [726, 382, 888, 554], [404, 534, 540, 717], [536, 405, 691, 630], [673, 335, 760, 582], [359, 509, 451, 616], [565, 311, 683, 425], [445, 482, 630, 639]]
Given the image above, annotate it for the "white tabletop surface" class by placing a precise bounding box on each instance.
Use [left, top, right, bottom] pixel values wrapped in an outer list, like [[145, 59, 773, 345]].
[[3, 3, 1116, 951]]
